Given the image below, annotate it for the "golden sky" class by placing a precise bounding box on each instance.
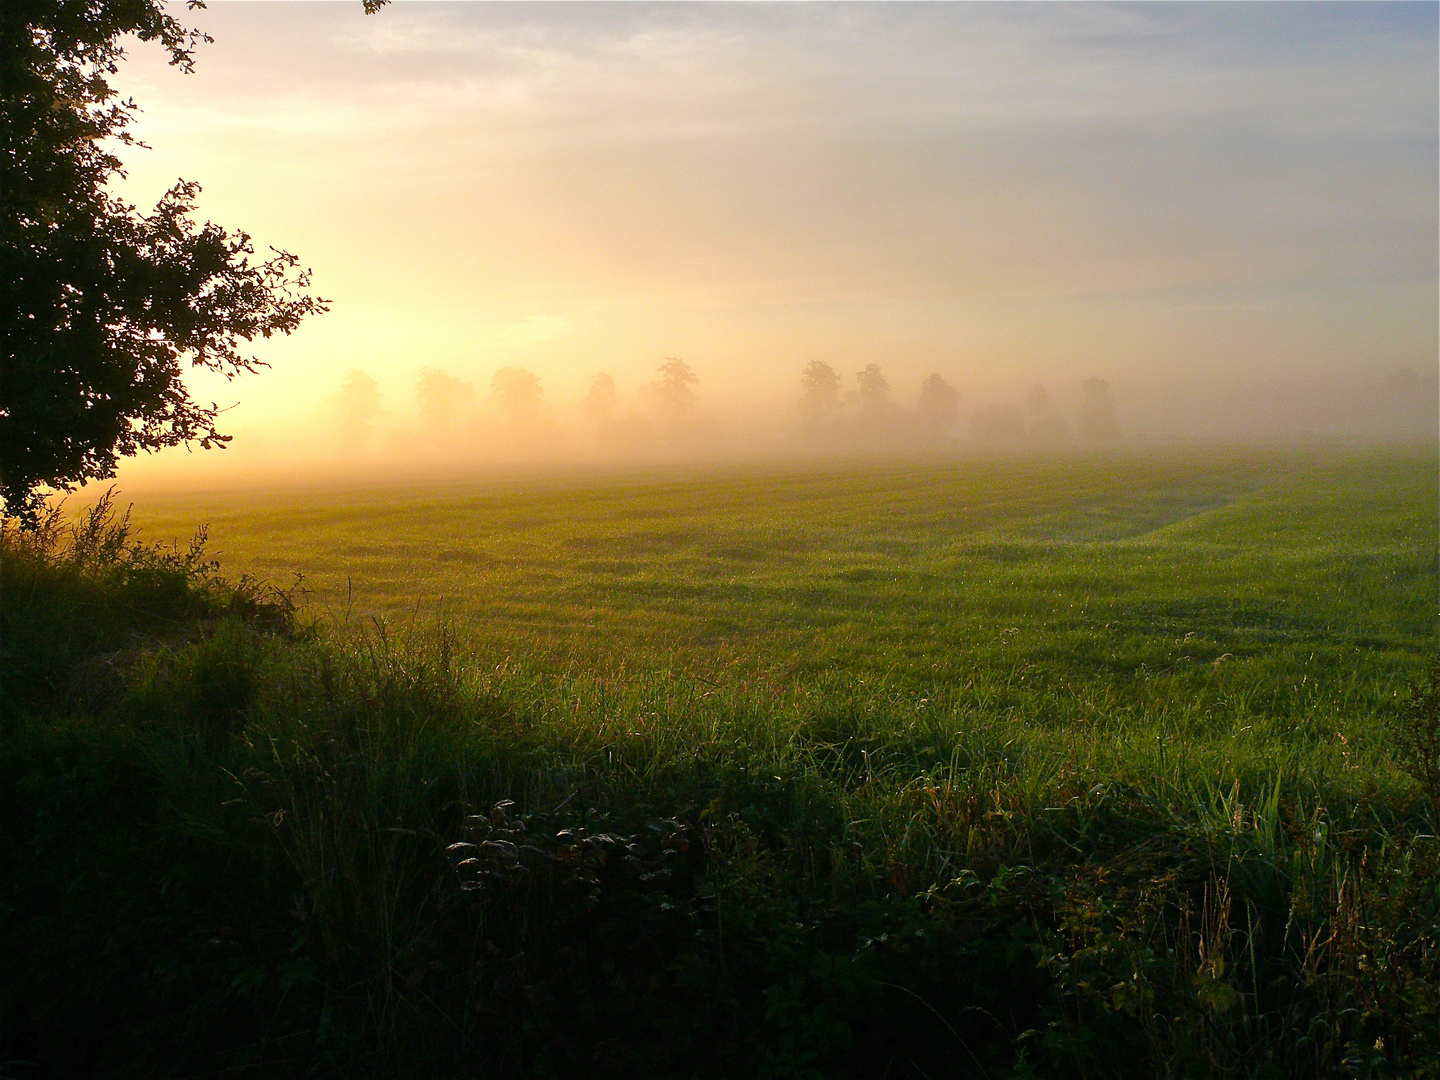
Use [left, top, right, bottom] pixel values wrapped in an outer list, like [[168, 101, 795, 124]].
[[108, 1, 1437, 476]]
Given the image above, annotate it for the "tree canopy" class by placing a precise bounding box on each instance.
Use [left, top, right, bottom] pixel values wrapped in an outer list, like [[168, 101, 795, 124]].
[[415, 368, 475, 431], [648, 357, 698, 422], [0, 0, 330, 522], [915, 373, 960, 432], [490, 367, 543, 421], [583, 372, 617, 421], [854, 363, 892, 420], [799, 360, 840, 418], [330, 369, 381, 445]]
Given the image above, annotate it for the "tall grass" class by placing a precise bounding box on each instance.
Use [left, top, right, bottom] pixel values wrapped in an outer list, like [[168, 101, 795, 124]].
[[0, 488, 298, 716], [3, 459, 1437, 1077]]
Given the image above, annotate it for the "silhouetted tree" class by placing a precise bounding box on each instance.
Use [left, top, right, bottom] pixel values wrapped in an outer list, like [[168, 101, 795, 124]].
[[1078, 378, 1120, 442], [800, 360, 841, 419], [583, 372, 617, 423], [490, 367, 543, 422], [415, 368, 475, 431], [331, 369, 381, 445], [854, 363, 892, 421], [916, 373, 961, 433], [648, 357, 698, 424], [0, 0, 331, 523]]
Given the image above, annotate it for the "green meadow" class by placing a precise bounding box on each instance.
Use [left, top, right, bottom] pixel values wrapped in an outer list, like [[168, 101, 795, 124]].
[[130, 445, 1432, 713], [4, 443, 1437, 1078]]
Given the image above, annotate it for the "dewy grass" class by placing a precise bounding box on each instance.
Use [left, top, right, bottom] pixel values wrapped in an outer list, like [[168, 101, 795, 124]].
[[3, 444, 1437, 1077]]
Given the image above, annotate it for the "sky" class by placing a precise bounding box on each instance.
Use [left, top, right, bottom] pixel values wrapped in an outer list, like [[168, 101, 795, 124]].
[[107, 1, 1438, 481]]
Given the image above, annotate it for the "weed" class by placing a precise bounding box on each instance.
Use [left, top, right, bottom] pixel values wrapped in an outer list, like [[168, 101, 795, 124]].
[[1395, 654, 1440, 823]]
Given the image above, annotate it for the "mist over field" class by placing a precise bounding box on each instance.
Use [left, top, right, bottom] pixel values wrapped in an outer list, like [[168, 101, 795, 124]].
[[8, 2, 1440, 1072], [110, 358, 1437, 491], [94, 1, 1434, 493]]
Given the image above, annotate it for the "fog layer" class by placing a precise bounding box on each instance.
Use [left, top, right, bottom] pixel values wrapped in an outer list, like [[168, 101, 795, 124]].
[[109, 358, 1436, 492], [99, 2, 1435, 487]]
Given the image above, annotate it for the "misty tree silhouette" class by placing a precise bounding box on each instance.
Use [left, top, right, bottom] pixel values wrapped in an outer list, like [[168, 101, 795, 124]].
[[584, 373, 617, 423], [800, 360, 841, 419], [648, 357, 699, 424], [916, 373, 960, 434], [854, 363, 892, 422], [490, 367, 543, 422], [331, 369, 381, 445], [416, 368, 476, 431]]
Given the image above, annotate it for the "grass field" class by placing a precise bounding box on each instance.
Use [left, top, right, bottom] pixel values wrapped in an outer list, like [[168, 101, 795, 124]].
[[6, 442, 1438, 1078], [126, 445, 1435, 752], [131, 446, 1433, 643]]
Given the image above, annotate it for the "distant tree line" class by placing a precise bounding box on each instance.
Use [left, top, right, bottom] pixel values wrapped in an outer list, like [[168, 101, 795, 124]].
[[794, 361, 1119, 447], [326, 356, 1120, 455]]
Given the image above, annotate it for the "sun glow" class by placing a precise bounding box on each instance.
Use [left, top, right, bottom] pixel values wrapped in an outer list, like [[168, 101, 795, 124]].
[[100, 1, 1435, 490]]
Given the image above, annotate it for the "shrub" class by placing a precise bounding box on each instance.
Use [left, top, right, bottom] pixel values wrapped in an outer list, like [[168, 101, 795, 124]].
[[1, 489, 298, 715]]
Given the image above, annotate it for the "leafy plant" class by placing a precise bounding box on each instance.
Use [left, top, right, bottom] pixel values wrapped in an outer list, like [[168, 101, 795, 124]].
[[1396, 655, 1440, 822]]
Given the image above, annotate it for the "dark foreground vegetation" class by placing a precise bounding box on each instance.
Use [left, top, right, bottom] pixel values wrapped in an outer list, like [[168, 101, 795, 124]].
[[3, 462, 1438, 1079]]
